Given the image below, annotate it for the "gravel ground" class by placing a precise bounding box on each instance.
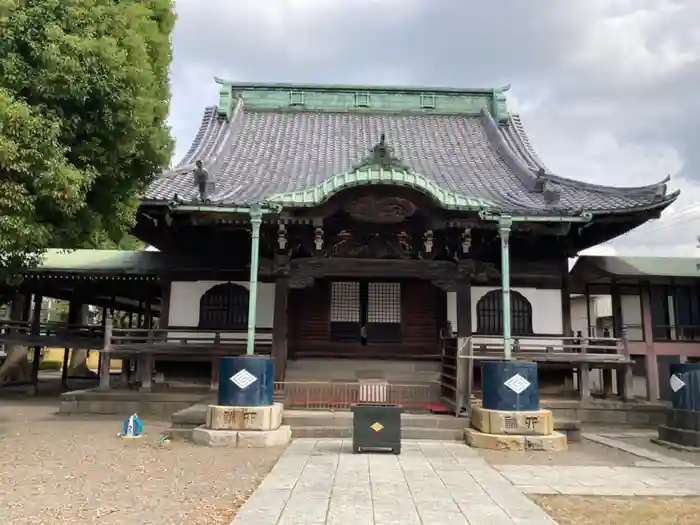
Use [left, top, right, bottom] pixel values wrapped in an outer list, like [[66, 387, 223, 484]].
[[0, 399, 285, 525]]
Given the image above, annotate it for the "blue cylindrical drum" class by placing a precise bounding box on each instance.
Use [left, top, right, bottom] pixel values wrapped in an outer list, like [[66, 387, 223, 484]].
[[669, 363, 700, 411], [218, 355, 275, 407], [482, 360, 540, 411]]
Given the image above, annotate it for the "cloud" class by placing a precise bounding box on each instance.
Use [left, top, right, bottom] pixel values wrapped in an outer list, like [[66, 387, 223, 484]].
[[168, 0, 700, 253]]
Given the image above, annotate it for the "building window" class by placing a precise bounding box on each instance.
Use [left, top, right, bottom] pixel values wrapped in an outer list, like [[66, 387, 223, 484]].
[[289, 90, 305, 106], [199, 283, 249, 330], [476, 290, 533, 336], [367, 282, 402, 343], [354, 92, 370, 107], [420, 93, 436, 109], [649, 284, 700, 341], [329, 281, 402, 343], [330, 281, 361, 342]]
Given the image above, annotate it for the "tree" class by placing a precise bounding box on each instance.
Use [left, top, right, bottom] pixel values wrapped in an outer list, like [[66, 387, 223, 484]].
[[0, 0, 175, 384]]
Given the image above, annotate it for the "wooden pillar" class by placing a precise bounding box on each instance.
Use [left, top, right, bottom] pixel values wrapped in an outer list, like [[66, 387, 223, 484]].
[[158, 279, 171, 329], [608, 281, 625, 396], [30, 294, 43, 395], [137, 295, 153, 392], [272, 279, 289, 382], [61, 298, 81, 388], [561, 274, 572, 336], [584, 284, 593, 337], [641, 282, 660, 401], [99, 316, 112, 390], [456, 283, 472, 337], [455, 281, 473, 408]]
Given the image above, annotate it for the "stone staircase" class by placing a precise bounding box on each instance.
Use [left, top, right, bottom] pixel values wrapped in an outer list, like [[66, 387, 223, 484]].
[[166, 404, 467, 441], [285, 358, 441, 385], [283, 410, 466, 440]]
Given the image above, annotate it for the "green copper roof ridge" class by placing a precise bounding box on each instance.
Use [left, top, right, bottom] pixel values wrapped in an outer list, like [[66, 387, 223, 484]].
[[214, 77, 511, 95], [265, 167, 493, 211]]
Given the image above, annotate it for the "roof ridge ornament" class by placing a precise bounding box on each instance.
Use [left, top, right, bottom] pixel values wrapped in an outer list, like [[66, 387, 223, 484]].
[[352, 133, 412, 172]]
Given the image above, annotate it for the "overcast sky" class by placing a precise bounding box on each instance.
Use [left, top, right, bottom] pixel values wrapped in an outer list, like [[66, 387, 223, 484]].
[[169, 0, 700, 256]]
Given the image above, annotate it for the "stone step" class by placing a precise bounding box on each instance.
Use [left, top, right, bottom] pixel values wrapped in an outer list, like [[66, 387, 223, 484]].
[[282, 411, 467, 430], [291, 426, 464, 441], [165, 427, 194, 441]]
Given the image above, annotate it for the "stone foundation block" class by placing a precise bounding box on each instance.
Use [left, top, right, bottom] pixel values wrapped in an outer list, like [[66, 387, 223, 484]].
[[192, 425, 292, 448], [658, 424, 700, 448], [524, 432, 568, 451], [470, 406, 554, 436], [205, 403, 283, 431], [666, 409, 700, 432], [465, 428, 567, 451]]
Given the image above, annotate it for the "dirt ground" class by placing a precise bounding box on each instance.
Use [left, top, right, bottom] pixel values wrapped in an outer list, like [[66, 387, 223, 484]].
[[477, 437, 641, 466], [534, 495, 700, 525], [0, 399, 284, 525]]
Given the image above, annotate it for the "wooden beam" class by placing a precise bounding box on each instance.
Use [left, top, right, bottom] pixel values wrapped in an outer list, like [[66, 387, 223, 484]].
[[272, 279, 289, 382]]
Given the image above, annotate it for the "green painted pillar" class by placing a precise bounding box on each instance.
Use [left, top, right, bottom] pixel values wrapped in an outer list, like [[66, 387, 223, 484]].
[[246, 204, 263, 355], [498, 216, 513, 360]]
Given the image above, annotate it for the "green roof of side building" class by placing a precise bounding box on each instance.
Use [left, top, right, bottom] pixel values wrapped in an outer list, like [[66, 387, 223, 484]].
[[143, 80, 678, 215], [25, 249, 165, 275], [16, 250, 700, 281], [572, 255, 700, 278]]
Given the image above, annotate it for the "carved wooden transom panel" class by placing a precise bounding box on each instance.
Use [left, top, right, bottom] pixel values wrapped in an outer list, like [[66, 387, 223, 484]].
[[343, 196, 416, 223]]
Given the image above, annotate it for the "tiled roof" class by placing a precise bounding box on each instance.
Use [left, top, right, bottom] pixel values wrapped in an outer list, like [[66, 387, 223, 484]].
[[145, 104, 678, 214]]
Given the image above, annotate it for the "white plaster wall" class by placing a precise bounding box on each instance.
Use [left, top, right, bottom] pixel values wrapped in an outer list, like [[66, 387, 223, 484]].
[[471, 287, 562, 335], [446, 291, 457, 334], [595, 295, 612, 318], [167, 281, 275, 341], [568, 294, 644, 341], [470, 287, 562, 347], [621, 295, 644, 341], [570, 297, 588, 336]]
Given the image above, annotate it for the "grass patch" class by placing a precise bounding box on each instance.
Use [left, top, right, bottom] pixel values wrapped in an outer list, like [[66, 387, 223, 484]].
[[534, 495, 700, 525]]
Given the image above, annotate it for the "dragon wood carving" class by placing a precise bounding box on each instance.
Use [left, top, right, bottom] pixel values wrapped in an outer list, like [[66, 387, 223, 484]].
[[329, 230, 413, 259], [343, 196, 417, 223]]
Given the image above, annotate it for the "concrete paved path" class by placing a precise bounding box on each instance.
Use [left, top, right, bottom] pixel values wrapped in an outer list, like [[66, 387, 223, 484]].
[[497, 464, 700, 496], [231, 439, 558, 525]]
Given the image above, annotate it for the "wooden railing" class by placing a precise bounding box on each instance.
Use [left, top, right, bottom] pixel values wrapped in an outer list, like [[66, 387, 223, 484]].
[[652, 324, 700, 342], [469, 334, 629, 364], [108, 326, 273, 355], [274, 381, 432, 412], [0, 320, 273, 355], [439, 332, 633, 416], [0, 320, 105, 349]]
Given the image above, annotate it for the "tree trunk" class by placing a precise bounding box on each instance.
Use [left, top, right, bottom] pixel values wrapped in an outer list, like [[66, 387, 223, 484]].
[[0, 295, 31, 385], [66, 304, 96, 377], [67, 348, 96, 377]]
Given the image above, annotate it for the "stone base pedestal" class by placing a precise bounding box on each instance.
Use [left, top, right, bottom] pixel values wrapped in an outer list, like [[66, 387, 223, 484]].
[[655, 408, 700, 449], [194, 402, 290, 448], [470, 407, 554, 436], [467, 405, 566, 451], [465, 428, 567, 451], [205, 403, 283, 431], [192, 425, 292, 448]]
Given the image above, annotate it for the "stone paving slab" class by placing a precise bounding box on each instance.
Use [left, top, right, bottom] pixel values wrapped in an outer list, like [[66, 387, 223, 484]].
[[582, 432, 696, 467], [231, 439, 559, 525], [495, 465, 700, 496]]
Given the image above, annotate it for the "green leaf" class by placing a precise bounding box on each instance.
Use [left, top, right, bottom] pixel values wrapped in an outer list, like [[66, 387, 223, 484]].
[[0, 0, 175, 282]]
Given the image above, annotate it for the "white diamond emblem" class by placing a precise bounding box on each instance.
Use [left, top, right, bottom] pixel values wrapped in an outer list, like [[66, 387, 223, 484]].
[[230, 369, 258, 390], [670, 374, 686, 393], [504, 374, 531, 395]]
